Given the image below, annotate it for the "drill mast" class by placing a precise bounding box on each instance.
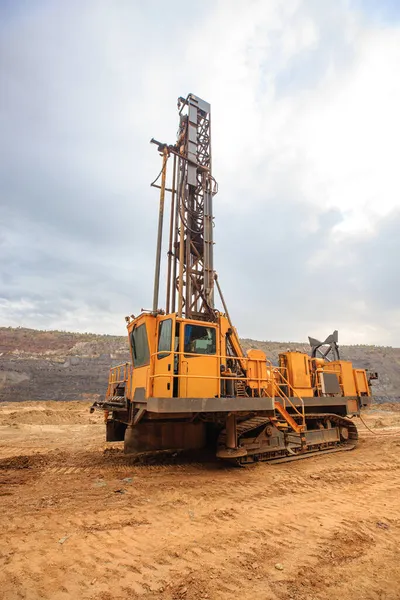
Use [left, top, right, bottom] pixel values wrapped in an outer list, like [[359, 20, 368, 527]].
[[152, 94, 217, 322]]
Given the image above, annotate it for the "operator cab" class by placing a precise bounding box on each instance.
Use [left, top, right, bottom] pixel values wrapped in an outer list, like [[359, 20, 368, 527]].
[[126, 312, 221, 401]]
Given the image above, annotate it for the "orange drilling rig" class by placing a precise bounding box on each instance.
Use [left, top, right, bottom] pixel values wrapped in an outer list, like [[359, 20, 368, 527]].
[[91, 94, 376, 465]]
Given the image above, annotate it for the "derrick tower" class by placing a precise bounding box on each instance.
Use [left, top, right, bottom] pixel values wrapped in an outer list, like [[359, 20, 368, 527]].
[[151, 94, 217, 321]]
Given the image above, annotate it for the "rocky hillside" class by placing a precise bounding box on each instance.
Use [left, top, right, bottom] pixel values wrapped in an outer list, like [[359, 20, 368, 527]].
[[0, 327, 398, 403]]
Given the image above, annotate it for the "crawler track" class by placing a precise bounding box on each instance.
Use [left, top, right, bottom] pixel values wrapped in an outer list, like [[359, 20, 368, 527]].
[[218, 413, 358, 465]]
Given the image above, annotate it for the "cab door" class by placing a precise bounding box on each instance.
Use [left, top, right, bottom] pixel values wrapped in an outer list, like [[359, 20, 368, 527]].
[[180, 322, 219, 398], [152, 315, 175, 398], [129, 316, 155, 400]]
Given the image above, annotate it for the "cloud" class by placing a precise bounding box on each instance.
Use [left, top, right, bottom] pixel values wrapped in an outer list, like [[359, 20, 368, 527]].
[[0, 0, 399, 345]]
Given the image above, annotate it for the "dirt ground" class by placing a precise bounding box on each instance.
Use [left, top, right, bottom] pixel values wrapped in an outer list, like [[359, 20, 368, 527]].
[[0, 402, 399, 600]]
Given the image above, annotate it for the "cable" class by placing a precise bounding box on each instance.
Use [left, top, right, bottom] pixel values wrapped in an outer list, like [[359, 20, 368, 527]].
[[150, 157, 168, 187], [357, 414, 398, 436]]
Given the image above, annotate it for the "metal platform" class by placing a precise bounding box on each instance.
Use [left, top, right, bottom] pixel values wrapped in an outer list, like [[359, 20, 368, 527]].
[[144, 396, 275, 413]]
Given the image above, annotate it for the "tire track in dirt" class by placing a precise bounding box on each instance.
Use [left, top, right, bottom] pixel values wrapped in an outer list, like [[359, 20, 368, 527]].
[[2, 460, 400, 600], [1, 404, 400, 600]]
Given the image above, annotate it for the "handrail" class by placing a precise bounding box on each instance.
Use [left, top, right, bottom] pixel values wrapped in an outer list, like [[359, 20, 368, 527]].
[[148, 349, 305, 423], [149, 349, 278, 362], [270, 366, 305, 427], [108, 362, 131, 385]]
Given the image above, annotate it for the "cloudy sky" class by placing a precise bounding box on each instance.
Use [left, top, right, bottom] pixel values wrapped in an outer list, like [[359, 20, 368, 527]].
[[1, 0, 400, 345]]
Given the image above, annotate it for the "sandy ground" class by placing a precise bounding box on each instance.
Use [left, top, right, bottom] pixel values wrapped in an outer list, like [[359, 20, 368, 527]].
[[0, 402, 399, 600]]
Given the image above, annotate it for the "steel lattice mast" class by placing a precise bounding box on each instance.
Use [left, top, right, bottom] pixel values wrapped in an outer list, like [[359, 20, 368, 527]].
[[152, 94, 218, 322]]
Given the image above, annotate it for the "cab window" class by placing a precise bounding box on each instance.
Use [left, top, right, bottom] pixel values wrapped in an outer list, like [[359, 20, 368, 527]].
[[184, 325, 216, 355], [130, 324, 150, 367], [158, 319, 172, 359]]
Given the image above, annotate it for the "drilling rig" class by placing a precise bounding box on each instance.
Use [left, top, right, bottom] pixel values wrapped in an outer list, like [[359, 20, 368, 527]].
[[91, 93, 375, 465]]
